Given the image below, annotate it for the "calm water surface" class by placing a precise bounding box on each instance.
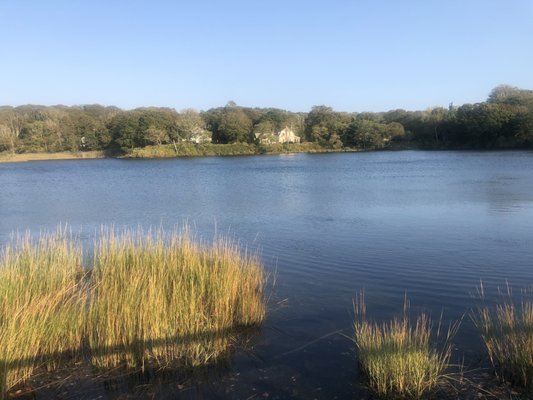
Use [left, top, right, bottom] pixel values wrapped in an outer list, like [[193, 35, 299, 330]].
[[1, 151, 533, 398]]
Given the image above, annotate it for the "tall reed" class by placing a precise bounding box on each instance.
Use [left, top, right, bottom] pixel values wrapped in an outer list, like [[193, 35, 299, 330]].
[[353, 294, 456, 398], [87, 227, 266, 369], [472, 283, 533, 388], [0, 226, 266, 397], [0, 230, 86, 394]]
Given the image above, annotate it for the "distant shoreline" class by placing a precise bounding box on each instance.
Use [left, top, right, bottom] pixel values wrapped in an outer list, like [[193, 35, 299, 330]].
[[0, 150, 107, 163], [0, 143, 352, 163], [1, 143, 528, 164]]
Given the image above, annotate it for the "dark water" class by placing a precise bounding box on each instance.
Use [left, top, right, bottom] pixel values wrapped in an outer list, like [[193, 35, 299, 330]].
[[1, 151, 533, 399]]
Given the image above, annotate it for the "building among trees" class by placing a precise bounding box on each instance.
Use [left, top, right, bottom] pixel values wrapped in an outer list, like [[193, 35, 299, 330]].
[[278, 127, 300, 143], [254, 126, 300, 144]]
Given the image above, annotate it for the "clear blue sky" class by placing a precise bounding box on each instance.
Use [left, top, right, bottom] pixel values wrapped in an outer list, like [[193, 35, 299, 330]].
[[1, 0, 532, 112]]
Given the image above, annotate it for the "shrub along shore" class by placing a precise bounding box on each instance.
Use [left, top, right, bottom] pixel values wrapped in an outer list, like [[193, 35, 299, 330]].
[[0, 142, 354, 163], [0, 227, 266, 396]]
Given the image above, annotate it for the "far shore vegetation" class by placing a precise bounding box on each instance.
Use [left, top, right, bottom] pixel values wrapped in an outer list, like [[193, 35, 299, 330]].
[[0, 227, 266, 396], [1, 84, 532, 163]]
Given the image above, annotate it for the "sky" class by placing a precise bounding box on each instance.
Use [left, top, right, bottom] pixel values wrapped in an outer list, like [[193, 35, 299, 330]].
[[0, 0, 532, 112]]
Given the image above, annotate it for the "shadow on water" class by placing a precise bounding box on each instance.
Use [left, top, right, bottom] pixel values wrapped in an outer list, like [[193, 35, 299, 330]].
[[3, 325, 262, 399]]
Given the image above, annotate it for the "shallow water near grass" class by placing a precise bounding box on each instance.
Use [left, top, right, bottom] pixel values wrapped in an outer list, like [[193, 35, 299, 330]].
[[1, 150, 533, 398]]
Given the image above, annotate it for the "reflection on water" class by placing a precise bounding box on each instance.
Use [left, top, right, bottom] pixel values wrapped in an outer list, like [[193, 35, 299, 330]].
[[1, 150, 533, 398]]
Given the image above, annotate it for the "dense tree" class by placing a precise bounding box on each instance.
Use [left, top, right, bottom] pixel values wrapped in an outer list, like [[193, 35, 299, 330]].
[[175, 109, 209, 142], [487, 85, 531, 104], [0, 124, 13, 152], [212, 106, 253, 144], [108, 112, 142, 150], [0, 109, 25, 153], [304, 106, 352, 147], [454, 102, 525, 147], [344, 120, 404, 149], [0, 84, 532, 155]]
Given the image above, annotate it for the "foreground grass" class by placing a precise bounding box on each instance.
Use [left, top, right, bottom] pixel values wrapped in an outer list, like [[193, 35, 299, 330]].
[[0, 230, 86, 394], [353, 295, 456, 398], [88, 228, 265, 369], [0, 227, 265, 395], [472, 284, 533, 388]]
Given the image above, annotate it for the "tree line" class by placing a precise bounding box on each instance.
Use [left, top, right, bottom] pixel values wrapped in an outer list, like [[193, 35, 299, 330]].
[[1, 85, 532, 154]]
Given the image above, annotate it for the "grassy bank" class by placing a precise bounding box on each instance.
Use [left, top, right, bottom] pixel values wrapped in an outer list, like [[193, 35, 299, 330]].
[[0, 150, 106, 163], [0, 143, 346, 163], [353, 295, 456, 398], [123, 142, 348, 159], [0, 227, 265, 395]]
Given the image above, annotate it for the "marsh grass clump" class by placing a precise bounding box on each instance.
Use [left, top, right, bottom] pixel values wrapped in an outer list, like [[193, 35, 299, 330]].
[[87, 227, 266, 370], [472, 283, 533, 388], [353, 294, 456, 398], [0, 226, 266, 396], [0, 230, 86, 394]]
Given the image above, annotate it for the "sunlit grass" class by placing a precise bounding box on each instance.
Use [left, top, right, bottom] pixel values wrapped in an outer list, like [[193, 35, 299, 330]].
[[0, 230, 86, 394], [472, 283, 533, 388], [0, 227, 266, 396], [353, 294, 456, 398], [87, 227, 266, 369]]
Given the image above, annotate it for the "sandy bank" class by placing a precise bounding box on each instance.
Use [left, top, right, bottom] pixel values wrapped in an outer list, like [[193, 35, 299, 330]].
[[0, 151, 107, 163]]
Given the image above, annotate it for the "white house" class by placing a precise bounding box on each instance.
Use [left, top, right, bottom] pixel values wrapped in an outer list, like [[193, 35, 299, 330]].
[[255, 127, 301, 144], [277, 127, 300, 144], [189, 132, 212, 144]]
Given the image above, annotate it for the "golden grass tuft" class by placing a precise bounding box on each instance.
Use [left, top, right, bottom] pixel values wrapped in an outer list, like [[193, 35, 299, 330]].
[[0, 227, 265, 396], [0, 230, 86, 394], [87, 227, 266, 369], [353, 294, 456, 398], [472, 283, 533, 388]]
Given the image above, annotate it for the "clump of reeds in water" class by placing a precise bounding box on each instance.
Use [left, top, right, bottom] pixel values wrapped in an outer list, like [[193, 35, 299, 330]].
[[0, 226, 266, 396], [87, 227, 265, 369], [472, 283, 533, 388], [0, 229, 87, 394], [353, 293, 456, 398]]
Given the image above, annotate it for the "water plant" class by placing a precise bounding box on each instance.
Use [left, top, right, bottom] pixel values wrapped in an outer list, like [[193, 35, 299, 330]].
[[87, 227, 266, 369], [353, 293, 456, 398], [0, 227, 266, 396], [0, 229, 86, 394], [472, 283, 533, 388]]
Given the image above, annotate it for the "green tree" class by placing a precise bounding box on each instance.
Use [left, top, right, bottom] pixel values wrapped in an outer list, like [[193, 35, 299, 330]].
[[304, 106, 351, 147], [175, 109, 208, 142], [145, 126, 169, 145], [213, 107, 252, 143], [344, 120, 388, 149], [108, 112, 142, 150]]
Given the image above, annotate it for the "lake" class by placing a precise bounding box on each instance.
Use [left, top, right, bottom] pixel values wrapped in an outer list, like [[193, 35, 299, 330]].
[[1, 150, 533, 398]]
